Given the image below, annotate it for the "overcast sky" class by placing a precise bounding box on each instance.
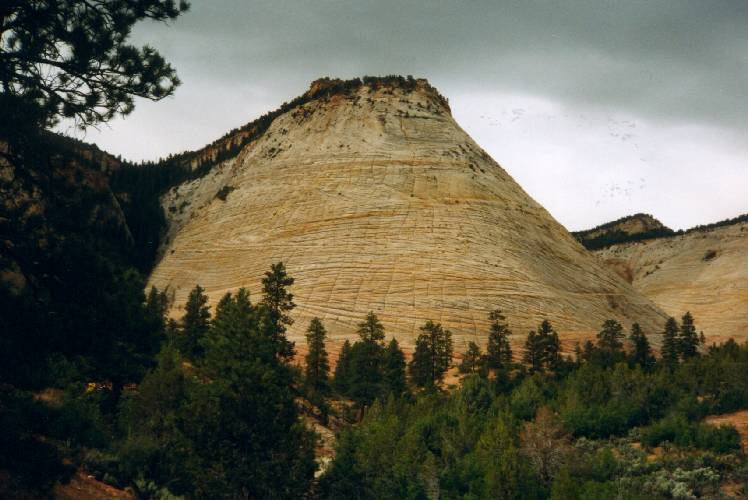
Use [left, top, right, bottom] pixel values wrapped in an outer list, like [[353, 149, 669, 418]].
[[65, 0, 748, 231]]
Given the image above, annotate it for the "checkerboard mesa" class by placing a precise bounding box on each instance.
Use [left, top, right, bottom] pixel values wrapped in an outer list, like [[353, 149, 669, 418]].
[[148, 77, 667, 352]]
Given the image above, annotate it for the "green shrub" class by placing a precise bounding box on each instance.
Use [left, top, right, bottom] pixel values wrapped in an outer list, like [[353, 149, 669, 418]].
[[641, 414, 741, 453], [49, 387, 111, 448], [510, 376, 546, 420]]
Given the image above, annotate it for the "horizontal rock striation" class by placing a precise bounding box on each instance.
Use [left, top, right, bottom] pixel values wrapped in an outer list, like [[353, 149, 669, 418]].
[[149, 78, 666, 351]]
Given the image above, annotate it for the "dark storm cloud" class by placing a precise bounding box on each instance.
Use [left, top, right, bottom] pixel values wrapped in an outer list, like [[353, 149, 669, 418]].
[[139, 0, 748, 129], [79, 1, 747, 230]]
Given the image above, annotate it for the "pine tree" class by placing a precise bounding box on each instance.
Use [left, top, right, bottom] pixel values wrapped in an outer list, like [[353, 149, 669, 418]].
[[459, 341, 483, 374], [538, 320, 561, 371], [1, 1, 188, 133], [661, 317, 680, 367], [580, 340, 597, 365], [333, 340, 354, 395], [544, 329, 562, 372], [261, 262, 296, 360], [409, 335, 433, 388], [628, 323, 654, 369], [304, 318, 330, 394], [523, 330, 544, 373], [524, 321, 561, 373], [180, 284, 211, 359], [208, 289, 258, 357], [344, 312, 388, 405], [596, 319, 625, 367], [573, 342, 583, 364], [187, 288, 316, 497], [679, 312, 700, 360], [144, 286, 169, 329], [381, 338, 407, 397], [597, 319, 624, 352], [357, 311, 385, 344], [348, 340, 384, 405], [409, 320, 453, 388], [486, 309, 513, 369]]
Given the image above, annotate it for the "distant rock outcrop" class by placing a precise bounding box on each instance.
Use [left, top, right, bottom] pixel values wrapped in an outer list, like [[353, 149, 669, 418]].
[[573, 213, 674, 250], [148, 77, 667, 351], [594, 220, 748, 342]]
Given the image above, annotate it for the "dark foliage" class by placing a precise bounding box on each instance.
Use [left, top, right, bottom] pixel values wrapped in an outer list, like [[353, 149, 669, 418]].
[[628, 323, 655, 370], [261, 261, 296, 360], [305, 317, 331, 395], [321, 334, 748, 499], [382, 338, 408, 398], [179, 284, 211, 359], [523, 320, 562, 374], [661, 317, 680, 368], [409, 320, 453, 388], [486, 309, 513, 369], [459, 341, 483, 374], [0, 0, 188, 131]]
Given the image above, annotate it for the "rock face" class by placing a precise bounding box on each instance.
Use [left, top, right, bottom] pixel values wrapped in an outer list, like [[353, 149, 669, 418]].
[[576, 213, 669, 240], [573, 213, 674, 251], [148, 78, 666, 350], [595, 221, 748, 342]]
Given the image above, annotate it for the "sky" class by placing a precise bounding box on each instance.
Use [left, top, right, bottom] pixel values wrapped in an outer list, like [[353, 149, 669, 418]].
[[62, 0, 748, 231]]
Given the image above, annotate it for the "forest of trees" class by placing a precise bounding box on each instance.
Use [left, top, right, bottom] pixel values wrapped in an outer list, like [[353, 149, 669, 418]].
[[320, 312, 748, 499], [6, 255, 746, 498]]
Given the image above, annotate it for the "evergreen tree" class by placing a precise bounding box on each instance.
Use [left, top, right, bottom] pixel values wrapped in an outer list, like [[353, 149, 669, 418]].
[[261, 262, 296, 360], [524, 321, 561, 373], [144, 286, 169, 331], [338, 312, 389, 405], [596, 319, 625, 367], [409, 335, 434, 388], [184, 290, 316, 497], [573, 342, 583, 364], [1, 0, 188, 136], [459, 341, 483, 374], [304, 318, 330, 394], [597, 319, 624, 353], [679, 312, 700, 360], [117, 341, 194, 492], [628, 323, 654, 369], [581, 340, 596, 363], [523, 330, 544, 374], [475, 414, 542, 498], [538, 320, 562, 372], [348, 340, 384, 406], [180, 285, 211, 359], [381, 338, 407, 397], [357, 311, 386, 344], [409, 320, 453, 388], [333, 340, 354, 395], [486, 309, 513, 369], [661, 317, 680, 367]]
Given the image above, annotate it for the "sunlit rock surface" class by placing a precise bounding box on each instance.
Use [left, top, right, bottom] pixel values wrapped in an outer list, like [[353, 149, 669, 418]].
[[148, 79, 666, 351]]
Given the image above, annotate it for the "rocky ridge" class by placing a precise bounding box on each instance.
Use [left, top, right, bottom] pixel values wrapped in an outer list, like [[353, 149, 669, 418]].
[[573, 213, 674, 250]]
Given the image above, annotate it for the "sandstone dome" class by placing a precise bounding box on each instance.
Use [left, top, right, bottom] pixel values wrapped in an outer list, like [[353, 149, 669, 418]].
[[149, 77, 667, 352]]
